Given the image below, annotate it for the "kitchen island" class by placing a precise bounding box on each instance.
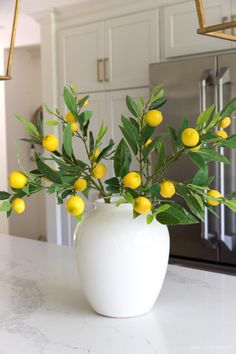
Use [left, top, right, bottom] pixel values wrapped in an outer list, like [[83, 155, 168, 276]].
[[0, 233, 235, 354]]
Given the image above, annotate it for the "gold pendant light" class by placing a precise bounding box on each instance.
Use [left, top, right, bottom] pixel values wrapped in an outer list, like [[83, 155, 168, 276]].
[[195, 0, 236, 42], [0, 0, 20, 81]]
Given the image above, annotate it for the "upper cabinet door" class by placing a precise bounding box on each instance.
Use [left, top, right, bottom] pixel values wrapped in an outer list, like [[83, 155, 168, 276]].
[[104, 11, 159, 90], [58, 22, 105, 93], [163, 0, 232, 58]]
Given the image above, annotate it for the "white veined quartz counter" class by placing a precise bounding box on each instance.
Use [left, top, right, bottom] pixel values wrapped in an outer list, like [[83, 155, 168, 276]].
[[0, 233, 235, 354]]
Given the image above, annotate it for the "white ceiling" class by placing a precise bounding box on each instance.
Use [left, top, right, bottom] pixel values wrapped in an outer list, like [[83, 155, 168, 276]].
[[0, 0, 87, 48]]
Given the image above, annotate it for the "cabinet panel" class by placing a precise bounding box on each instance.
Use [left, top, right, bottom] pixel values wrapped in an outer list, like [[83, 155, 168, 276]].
[[163, 0, 231, 58], [58, 23, 105, 93], [104, 11, 159, 90], [106, 88, 149, 172]]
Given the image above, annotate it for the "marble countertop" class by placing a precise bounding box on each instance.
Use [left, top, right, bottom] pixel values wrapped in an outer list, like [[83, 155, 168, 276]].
[[0, 234, 236, 354]]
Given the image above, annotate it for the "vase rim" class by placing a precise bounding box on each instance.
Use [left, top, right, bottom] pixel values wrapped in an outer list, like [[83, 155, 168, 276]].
[[94, 197, 133, 209]]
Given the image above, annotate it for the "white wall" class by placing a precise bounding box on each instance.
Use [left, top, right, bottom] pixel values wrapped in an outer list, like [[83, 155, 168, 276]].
[[5, 46, 47, 240]]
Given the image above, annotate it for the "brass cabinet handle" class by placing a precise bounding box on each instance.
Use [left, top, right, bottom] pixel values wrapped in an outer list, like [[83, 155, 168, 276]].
[[104, 58, 109, 82], [97, 59, 103, 82], [222, 17, 229, 34]]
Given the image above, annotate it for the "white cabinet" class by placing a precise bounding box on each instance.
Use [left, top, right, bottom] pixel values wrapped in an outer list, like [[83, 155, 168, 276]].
[[104, 11, 159, 90], [163, 0, 232, 58], [58, 22, 105, 93], [58, 10, 159, 93]]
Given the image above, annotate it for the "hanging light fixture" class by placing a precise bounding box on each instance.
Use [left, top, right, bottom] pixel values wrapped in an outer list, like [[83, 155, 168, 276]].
[[0, 0, 20, 81], [195, 0, 236, 42]]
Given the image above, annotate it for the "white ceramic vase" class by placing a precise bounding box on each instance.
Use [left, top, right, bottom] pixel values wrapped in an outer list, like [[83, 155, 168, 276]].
[[73, 199, 170, 318]]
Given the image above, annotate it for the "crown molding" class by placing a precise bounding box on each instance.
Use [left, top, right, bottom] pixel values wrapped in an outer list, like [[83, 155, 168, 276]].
[[31, 0, 189, 29]]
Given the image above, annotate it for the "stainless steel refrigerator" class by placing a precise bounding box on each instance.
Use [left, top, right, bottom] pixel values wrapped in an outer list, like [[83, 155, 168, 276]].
[[150, 53, 236, 272]]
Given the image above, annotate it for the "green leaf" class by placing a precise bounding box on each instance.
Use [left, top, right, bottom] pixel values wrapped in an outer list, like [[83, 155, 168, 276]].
[[220, 135, 236, 149], [63, 87, 78, 119], [36, 155, 62, 184], [199, 149, 229, 164], [44, 103, 54, 115], [96, 123, 108, 145], [177, 117, 189, 145], [192, 165, 209, 186], [223, 200, 236, 212], [221, 97, 236, 118], [146, 214, 155, 224], [15, 115, 39, 138], [20, 138, 42, 145], [63, 124, 73, 158], [116, 197, 126, 207], [225, 191, 236, 199], [120, 115, 139, 154], [196, 104, 215, 128], [166, 125, 178, 152], [97, 140, 114, 162], [155, 204, 171, 215], [70, 84, 78, 94], [105, 177, 120, 193], [76, 213, 84, 222], [78, 95, 89, 109], [143, 135, 162, 160], [151, 84, 163, 97], [126, 96, 141, 118], [142, 125, 155, 144], [177, 187, 205, 221], [149, 183, 160, 198], [149, 97, 167, 110], [89, 131, 95, 152], [105, 177, 120, 186], [36, 111, 43, 136], [0, 200, 11, 212], [78, 111, 92, 126], [45, 119, 59, 126], [155, 141, 166, 170], [114, 139, 132, 178], [188, 151, 206, 170], [0, 191, 11, 200], [156, 202, 198, 225], [124, 192, 134, 204]]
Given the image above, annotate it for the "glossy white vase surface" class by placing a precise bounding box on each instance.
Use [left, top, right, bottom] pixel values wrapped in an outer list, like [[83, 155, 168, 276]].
[[74, 199, 170, 318]]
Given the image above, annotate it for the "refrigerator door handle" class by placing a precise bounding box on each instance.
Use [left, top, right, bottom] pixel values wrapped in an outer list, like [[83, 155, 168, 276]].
[[200, 69, 218, 249], [217, 67, 236, 251]]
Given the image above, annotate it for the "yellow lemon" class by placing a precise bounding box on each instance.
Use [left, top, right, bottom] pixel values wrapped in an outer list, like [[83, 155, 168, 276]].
[[134, 196, 152, 214], [216, 130, 228, 139], [123, 172, 141, 190], [11, 198, 25, 214], [219, 117, 231, 128], [9, 171, 28, 189], [145, 110, 163, 127], [65, 112, 76, 123], [182, 128, 200, 147], [92, 163, 107, 179], [42, 134, 59, 152], [160, 181, 176, 198], [207, 189, 222, 206], [66, 196, 84, 216], [91, 149, 100, 162], [144, 138, 152, 148], [190, 145, 201, 152], [70, 122, 79, 133], [74, 178, 87, 192]]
